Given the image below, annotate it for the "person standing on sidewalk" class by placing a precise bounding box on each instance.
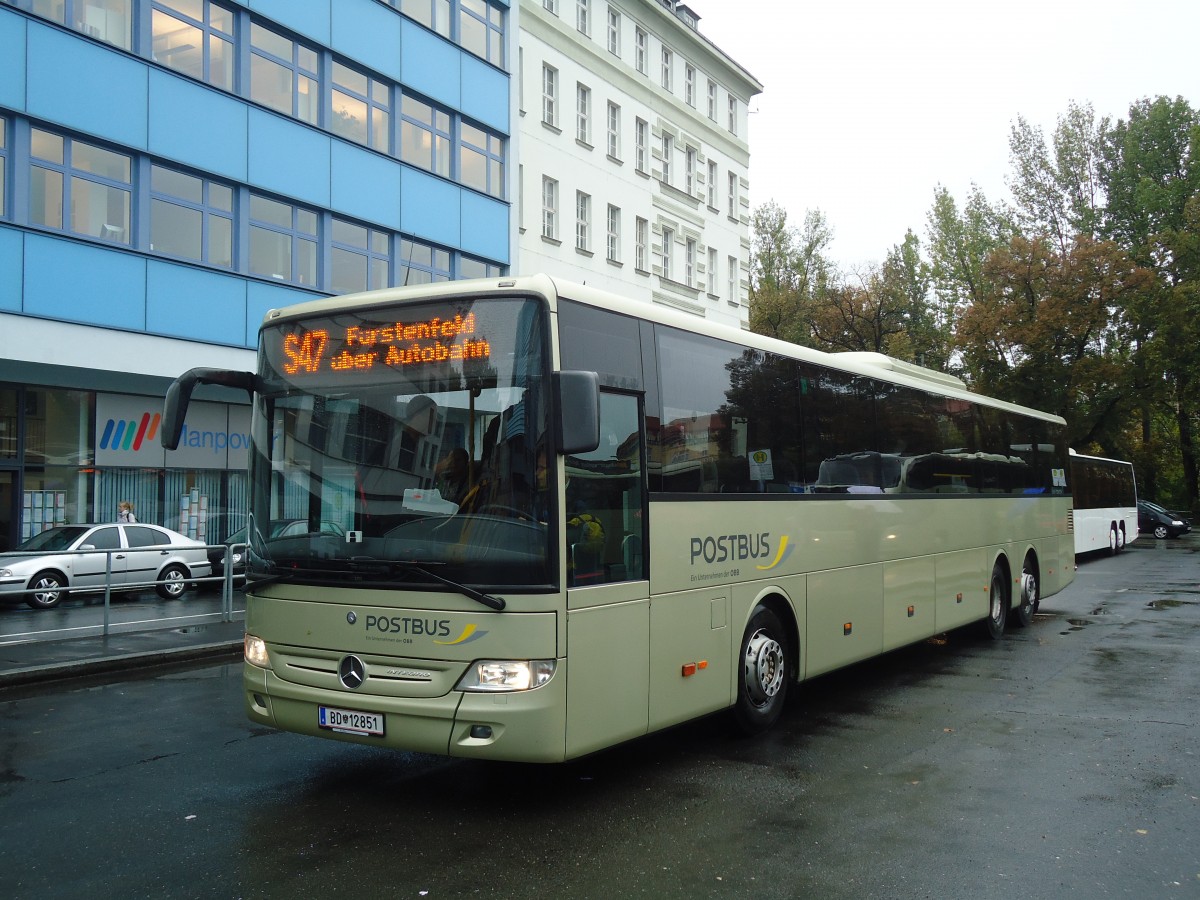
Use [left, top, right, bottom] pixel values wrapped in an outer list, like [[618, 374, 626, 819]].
[[117, 501, 137, 523]]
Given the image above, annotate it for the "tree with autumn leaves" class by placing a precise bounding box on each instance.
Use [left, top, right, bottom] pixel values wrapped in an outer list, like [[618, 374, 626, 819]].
[[748, 95, 1200, 512]]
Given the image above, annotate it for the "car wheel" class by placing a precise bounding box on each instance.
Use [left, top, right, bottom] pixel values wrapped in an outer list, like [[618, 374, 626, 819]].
[[1154, 525, 1169, 539], [982, 562, 1008, 640], [1012, 556, 1039, 628], [27, 570, 68, 609], [156, 564, 190, 599], [732, 604, 790, 735]]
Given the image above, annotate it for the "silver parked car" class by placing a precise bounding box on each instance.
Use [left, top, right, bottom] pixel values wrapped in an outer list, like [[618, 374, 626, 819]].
[[0, 523, 213, 609]]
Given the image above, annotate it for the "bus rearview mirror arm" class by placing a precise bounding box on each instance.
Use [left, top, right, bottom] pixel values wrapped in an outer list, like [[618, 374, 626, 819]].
[[555, 370, 600, 456], [162, 368, 260, 451]]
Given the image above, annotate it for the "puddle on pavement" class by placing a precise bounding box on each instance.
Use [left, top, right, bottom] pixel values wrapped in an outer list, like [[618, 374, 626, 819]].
[[1146, 598, 1197, 610]]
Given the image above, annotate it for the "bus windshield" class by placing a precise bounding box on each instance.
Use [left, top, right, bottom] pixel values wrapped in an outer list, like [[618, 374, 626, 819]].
[[248, 295, 553, 591]]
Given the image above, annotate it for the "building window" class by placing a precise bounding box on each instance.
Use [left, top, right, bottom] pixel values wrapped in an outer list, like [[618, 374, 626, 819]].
[[459, 0, 505, 66], [727, 171, 738, 219], [542, 64, 558, 128], [576, 0, 589, 35], [401, 95, 452, 175], [606, 102, 620, 159], [398, 238, 451, 285], [684, 63, 695, 107], [543, 0, 558, 14], [635, 216, 648, 271], [728, 254, 738, 303], [661, 47, 672, 92], [0, 118, 6, 218], [661, 226, 673, 281], [707, 79, 717, 120], [400, 0, 452, 38], [30, 128, 132, 244], [249, 192, 318, 285], [707, 160, 717, 208], [728, 96, 738, 135], [150, 164, 234, 267], [607, 8, 620, 55], [460, 255, 502, 279], [635, 118, 647, 173], [151, 0, 235, 90], [707, 247, 718, 295], [332, 60, 391, 153], [685, 237, 696, 287], [685, 147, 696, 196], [661, 134, 672, 185], [460, 121, 504, 199], [27, 0, 132, 50], [576, 83, 591, 145], [634, 27, 647, 74], [331, 216, 390, 293], [606, 204, 620, 262], [541, 176, 558, 239], [250, 23, 319, 125], [575, 190, 590, 251]]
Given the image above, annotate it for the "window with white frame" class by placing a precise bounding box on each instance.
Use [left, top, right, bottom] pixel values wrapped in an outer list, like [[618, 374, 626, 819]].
[[635, 27, 647, 74], [576, 83, 591, 144], [727, 171, 738, 219], [152, 0, 235, 90], [661, 226, 673, 281], [728, 254, 738, 302], [684, 63, 695, 106], [707, 160, 717, 208], [150, 164, 234, 267], [635, 118, 647, 173], [29, 128, 132, 245], [661, 47, 673, 91], [606, 204, 620, 262], [542, 64, 558, 127], [707, 79, 717, 120], [685, 238, 696, 287], [607, 102, 621, 159], [635, 216, 648, 271], [707, 247, 717, 295], [607, 8, 620, 55], [661, 134, 672, 184], [542, 176, 558, 239], [685, 147, 696, 196], [728, 96, 738, 135], [543, 0, 558, 14], [575, 190, 590, 251], [576, 0, 589, 35]]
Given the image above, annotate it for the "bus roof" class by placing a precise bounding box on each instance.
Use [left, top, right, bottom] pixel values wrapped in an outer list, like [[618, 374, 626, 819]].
[[261, 274, 1066, 426]]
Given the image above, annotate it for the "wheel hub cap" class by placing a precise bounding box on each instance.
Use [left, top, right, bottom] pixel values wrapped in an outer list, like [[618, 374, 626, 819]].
[[744, 629, 784, 706]]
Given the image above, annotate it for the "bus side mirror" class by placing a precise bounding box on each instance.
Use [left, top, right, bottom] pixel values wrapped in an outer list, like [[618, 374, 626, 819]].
[[555, 370, 600, 456], [162, 368, 259, 450]]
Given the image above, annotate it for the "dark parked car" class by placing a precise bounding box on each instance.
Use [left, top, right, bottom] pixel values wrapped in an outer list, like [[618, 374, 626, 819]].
[[1137, 500, 1192, 539], [0, 523, 211, 609]]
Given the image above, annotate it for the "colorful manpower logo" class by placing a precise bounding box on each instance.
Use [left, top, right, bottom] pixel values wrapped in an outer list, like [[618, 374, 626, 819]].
[[99, 412, 161, 452]]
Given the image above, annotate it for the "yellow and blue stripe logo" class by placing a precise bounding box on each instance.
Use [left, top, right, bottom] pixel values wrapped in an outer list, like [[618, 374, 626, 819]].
[[755, 534, 793, 570]]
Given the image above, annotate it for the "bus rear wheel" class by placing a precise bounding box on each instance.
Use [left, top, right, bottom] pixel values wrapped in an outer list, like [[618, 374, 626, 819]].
[[732, 604, 790, 735], [982, 563, 1008, 640], [1012, 557, 1039, 628]]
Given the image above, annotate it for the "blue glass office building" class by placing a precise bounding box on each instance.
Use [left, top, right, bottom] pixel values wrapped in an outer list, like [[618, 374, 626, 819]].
[[0, 0, 514, 550]]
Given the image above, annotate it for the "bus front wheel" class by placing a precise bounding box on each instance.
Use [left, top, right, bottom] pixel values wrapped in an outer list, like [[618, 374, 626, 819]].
[[732, 604, 790, 735], [982, 563, 1008, 640]]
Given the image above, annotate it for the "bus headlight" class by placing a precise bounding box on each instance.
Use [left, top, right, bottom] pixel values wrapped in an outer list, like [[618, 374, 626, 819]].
[[244, 633, 270, 668], [456, 659, 556, 692]]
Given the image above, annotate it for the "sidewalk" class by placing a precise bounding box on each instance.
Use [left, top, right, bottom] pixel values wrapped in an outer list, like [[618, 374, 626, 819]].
[[0, 619, 245, 689]]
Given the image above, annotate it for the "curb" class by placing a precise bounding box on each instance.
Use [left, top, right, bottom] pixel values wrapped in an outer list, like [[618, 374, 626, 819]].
[[0, 640, 244, 690]]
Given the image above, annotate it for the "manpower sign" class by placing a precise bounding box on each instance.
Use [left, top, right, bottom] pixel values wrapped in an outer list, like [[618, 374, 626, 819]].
[[96, 394, 250, 470]]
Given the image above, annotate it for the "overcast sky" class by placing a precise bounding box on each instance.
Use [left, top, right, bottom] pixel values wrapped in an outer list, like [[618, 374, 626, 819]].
[[688, 0, 1200, 268]]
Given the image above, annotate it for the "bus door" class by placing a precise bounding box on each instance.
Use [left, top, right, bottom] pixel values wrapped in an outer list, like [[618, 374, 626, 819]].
[[564, 391, 650, 757]]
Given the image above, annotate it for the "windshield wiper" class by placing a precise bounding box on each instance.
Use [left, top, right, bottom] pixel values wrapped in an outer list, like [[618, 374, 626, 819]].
[[385, 559, 506, 611]]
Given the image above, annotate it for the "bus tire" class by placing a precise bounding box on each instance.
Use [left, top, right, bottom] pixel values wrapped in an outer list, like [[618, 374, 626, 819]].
[[1012, 556, 1039, 628], [732, 604, 790, 735], [1108, 525, 1119, 555], [982, 563, 1008, 640]]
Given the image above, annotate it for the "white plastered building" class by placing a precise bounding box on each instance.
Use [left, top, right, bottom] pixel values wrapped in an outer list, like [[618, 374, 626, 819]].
[[516, 0, 762, 329]]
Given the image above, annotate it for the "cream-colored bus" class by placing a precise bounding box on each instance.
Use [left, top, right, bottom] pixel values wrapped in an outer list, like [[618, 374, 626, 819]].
[[163, 275, 1075, 762]]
